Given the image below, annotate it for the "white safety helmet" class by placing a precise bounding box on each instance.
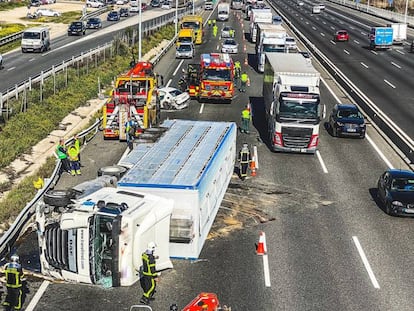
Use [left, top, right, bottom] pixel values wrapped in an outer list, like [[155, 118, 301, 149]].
[[147, 242, 157, 252], [10, 254, 19, 263]]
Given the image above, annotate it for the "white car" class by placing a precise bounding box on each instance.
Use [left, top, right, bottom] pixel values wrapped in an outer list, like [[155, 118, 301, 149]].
[[130, 4, 139, 12], [161, 1, 172, 9], [175, 43, 195, 59], [297, 0, 304, 5], [35, 8, 61, 17], [158, 87, 190, 110], [86, 0, 105, 8], [116, 0, 126, 4], [221, 25, 235, 38], [221, 38, 238, 54], [285, 36, 297, 51]]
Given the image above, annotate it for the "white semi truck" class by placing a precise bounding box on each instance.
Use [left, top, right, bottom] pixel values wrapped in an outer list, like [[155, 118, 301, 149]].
[[217, 2, 230, 21], [249, 9, 273, 43], [36, 119, 236, 286], [118, 119, 237, 260], [255, 23, 287, 72], [263, 53, 324, 153]]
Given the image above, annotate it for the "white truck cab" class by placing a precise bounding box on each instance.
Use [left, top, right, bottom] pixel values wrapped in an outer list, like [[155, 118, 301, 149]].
[[21, 26, 50, 53]]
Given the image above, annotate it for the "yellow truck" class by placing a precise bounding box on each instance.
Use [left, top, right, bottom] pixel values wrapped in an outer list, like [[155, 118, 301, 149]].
[[180, 15, 203, 44], [177, 28, 195, 46]]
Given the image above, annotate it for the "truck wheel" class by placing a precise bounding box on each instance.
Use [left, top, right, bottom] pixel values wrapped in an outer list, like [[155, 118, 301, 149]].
[[43, 189, 74, 207], [97, 165, 127, 179], [138, 133, 158, 142]]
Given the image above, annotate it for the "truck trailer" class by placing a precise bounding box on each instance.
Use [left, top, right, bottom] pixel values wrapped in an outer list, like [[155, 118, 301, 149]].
[[255, 23, 287, 72], [263, 53, 324, 153], [118, 119, 237, 259], [249, 9, 273, 43], [368, 27, 393, 50], [386, 23, 407, 45]]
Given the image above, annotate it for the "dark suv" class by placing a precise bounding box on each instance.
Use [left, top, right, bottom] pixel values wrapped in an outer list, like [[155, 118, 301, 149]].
[[68, 21, 86, 36], [328, 103, 366, 138], [120, 7, 129, 17]]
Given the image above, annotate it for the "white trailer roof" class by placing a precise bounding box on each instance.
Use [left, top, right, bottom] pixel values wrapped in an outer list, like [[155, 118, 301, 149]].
[[265, 52, 320, 77], [118, 119, 236, 189]]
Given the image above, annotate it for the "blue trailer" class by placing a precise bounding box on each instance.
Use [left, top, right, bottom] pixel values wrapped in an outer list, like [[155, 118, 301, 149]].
[[369, 27, 393, 50]]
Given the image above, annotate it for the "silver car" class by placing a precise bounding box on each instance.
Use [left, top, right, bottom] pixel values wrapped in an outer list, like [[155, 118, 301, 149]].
[[221, 26, 235, 38], [175, 43, 195, 59], [221, 38, 238, 54]]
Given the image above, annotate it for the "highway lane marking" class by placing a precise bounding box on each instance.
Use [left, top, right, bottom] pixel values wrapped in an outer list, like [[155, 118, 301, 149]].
[[366, 134, 394, 169], [370, 50, 378, 55], [360, 62, 369, 69], [352, 236, 380, 289], [166, 79, 172, 87], [344, 49, 350, 55], [350, 26, 355, 29], [330, 26, 335, 30], [7, 67, 15, 71], [199, 103, 204, 114], [396, 50, 405, 55], [172, 60, 184, 76], [305, 21, 309, 24], [391, 62, 401, 69], [353, 40, 360, 44], [361, 31, 367, 35], [316, 150, 328, 173], [330, 40, 336, 45], [260, 232, 271, 287], [384, 79, 396, 89], [26, 280, 50, 311], [320, 33, 325, 37], [29, 58, 35, 62], [312, 26, 317, 30], [322, 21, 326, 24], [321, 76, 341, 103]]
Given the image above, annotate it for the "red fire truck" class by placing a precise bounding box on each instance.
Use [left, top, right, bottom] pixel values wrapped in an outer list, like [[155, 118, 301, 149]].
[[102, 61, 160, 140], [187, 53, 235, 103]]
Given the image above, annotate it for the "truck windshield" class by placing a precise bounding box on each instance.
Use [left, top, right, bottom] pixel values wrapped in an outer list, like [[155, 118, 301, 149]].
[[182, 22, 200, 30], [23, 32, 40, 39], [203, 69, 231, 81], [279, 98, 319, 120], [90, 214, 115, 286], [263, 44, 285, 52]]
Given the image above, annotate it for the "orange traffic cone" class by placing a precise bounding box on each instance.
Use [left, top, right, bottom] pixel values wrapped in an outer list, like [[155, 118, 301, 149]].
[[256, 231, 266, 255], [250, 156, 256, 177]]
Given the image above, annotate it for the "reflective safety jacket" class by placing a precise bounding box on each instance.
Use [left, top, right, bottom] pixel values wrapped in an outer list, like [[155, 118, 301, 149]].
[[67, 145, 79, 161], [238, 148, 252, 164], [241, 73, 249, 83], [56, 144, 67, 159], [241, 108, 251, 120], [234, 61, 241, 69], [5, 262, 23, 288], [141, 252, 157, 277]]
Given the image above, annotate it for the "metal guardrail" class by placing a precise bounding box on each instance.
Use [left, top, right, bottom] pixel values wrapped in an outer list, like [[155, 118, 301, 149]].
[[327, 0, 414, 27], [270, 3, 414, 165]]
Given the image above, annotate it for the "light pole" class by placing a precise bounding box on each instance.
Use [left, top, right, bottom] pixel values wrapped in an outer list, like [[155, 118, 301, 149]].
[[175, 0, 178, 35], [404, 0, 408, 24], [192, 0, 195, 14], [138, 0, 142, 60]]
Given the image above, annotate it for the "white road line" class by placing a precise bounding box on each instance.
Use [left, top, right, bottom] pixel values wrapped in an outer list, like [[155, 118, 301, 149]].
[[360, 62, 369, 68], [339, 21, 344, 24], [305, 21, 309, 24], [330, 26, 335, 30], [26, 281, 50, 311], [322, 21, 326, 24], [7, 67, 15, 71], [172, 60, 184, 76], [29, 58, 35, 62], [199, 103, 204, 114], [384, 79, 396, 88], [391, 62, 401, 69], [361, 31, 367, 35], [370, 50, 378, 55], [330, 40, 336, 45], [353, 40, 360, 44], [312, 26, 317, 30], [396, 50, 405, 55], [261, 232, 271, 287], [344, 49, 350, 55], [350, 26, 355, 29], [366, 134, 394, 169], [166, 79, 172, 87], [316, 150, 328, 173], [321, 76, 341, 104], [321, 33, 325, 37], [352, 236, 380, 289]]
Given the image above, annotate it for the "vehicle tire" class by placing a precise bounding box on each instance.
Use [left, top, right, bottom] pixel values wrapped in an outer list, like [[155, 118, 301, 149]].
[[144, 127, 167, 135], [360, 133, 365, 139], [83, 30, 86, 35], [21, 48, 26, 53], [97, 165, 127, 179], [43, 189, 74, 207], [138, 133, 158, 141], [385, 202, 392, 215], [332, 126, 338, 137]]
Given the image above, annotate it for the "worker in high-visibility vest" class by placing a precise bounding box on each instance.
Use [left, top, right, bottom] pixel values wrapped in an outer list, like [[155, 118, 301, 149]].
[[74, 134, 81, 165], [3, 254, 25, 311], [234, 61, 241, 86], [208, 19, 212, 27], [67, 145, 81, 176], [140, 242, 159, 305], [240, 71, 250, 92], [238, 144, 252, 181], [56, 138, 70, 174], [241, 104, 252, 134], [213, 24, 218, 37]]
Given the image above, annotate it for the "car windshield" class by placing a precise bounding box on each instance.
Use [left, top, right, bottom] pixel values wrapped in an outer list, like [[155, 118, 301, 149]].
[[391, 178, 414, 191], [223, 26, 231, 31], [178, 44, 191, 51], [89, 18, 99, 23], [169, 89, 182, 96], [23, 32, 40, 39], [72, 22, 82, 26], [203, 69, 231, 81], [223, 39, 236, 45], [338, 31, 347, 35], [337, 109, 363, 119]]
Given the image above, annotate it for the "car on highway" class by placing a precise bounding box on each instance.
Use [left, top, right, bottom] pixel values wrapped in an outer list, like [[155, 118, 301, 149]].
[[141, 2, 147, 10], [317, 2, 325, 9], [377, 169, 414, 216], [272, 15, 282, 24], [86, 17, 102, 29], [297, 0, 304, 6], [86, 0, 105, 7], [158, 87, 190, 110], [35, 8, 61, 17], [175, 43, 195, 59], [285, 36, 297, 51], [68, 21, 86, 36], [150, 0, 161, 7], [328, 103, 366, 138], [116, 0, 127, 4], [333, 30, 349, 42], [120, 7, 130, 17], [41, 0, 56, 4], [161, 0, 172, 9], [221, 25, 235, 38], [221, 38, 238, 54], [107, 10, 121, 21], [30, 0, 41, 7]]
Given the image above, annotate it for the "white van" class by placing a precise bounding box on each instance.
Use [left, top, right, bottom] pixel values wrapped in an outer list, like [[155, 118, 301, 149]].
[[21, 26, 51, 53], [312, 5, 321, 13]]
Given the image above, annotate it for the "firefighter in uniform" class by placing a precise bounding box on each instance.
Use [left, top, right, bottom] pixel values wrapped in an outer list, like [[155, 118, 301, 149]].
[[140, 242, 158, 305], [3, 254, 24, 311], [238, 144, 252, 181]]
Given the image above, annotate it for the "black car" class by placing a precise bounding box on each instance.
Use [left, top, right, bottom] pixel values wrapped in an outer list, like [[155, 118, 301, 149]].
[[328, 103, 366, 138], [377, 169, 414, 216], [86, 17, 102, 29], [107, 10, 120, 21], [30, 0, 41, 7], [150, 0, 160, 7], [68, 21, 86, 36], [119, 7, 129, 17]]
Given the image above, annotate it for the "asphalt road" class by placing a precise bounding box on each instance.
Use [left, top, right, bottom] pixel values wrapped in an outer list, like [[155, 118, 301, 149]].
[[9, 3, 414, 311]]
